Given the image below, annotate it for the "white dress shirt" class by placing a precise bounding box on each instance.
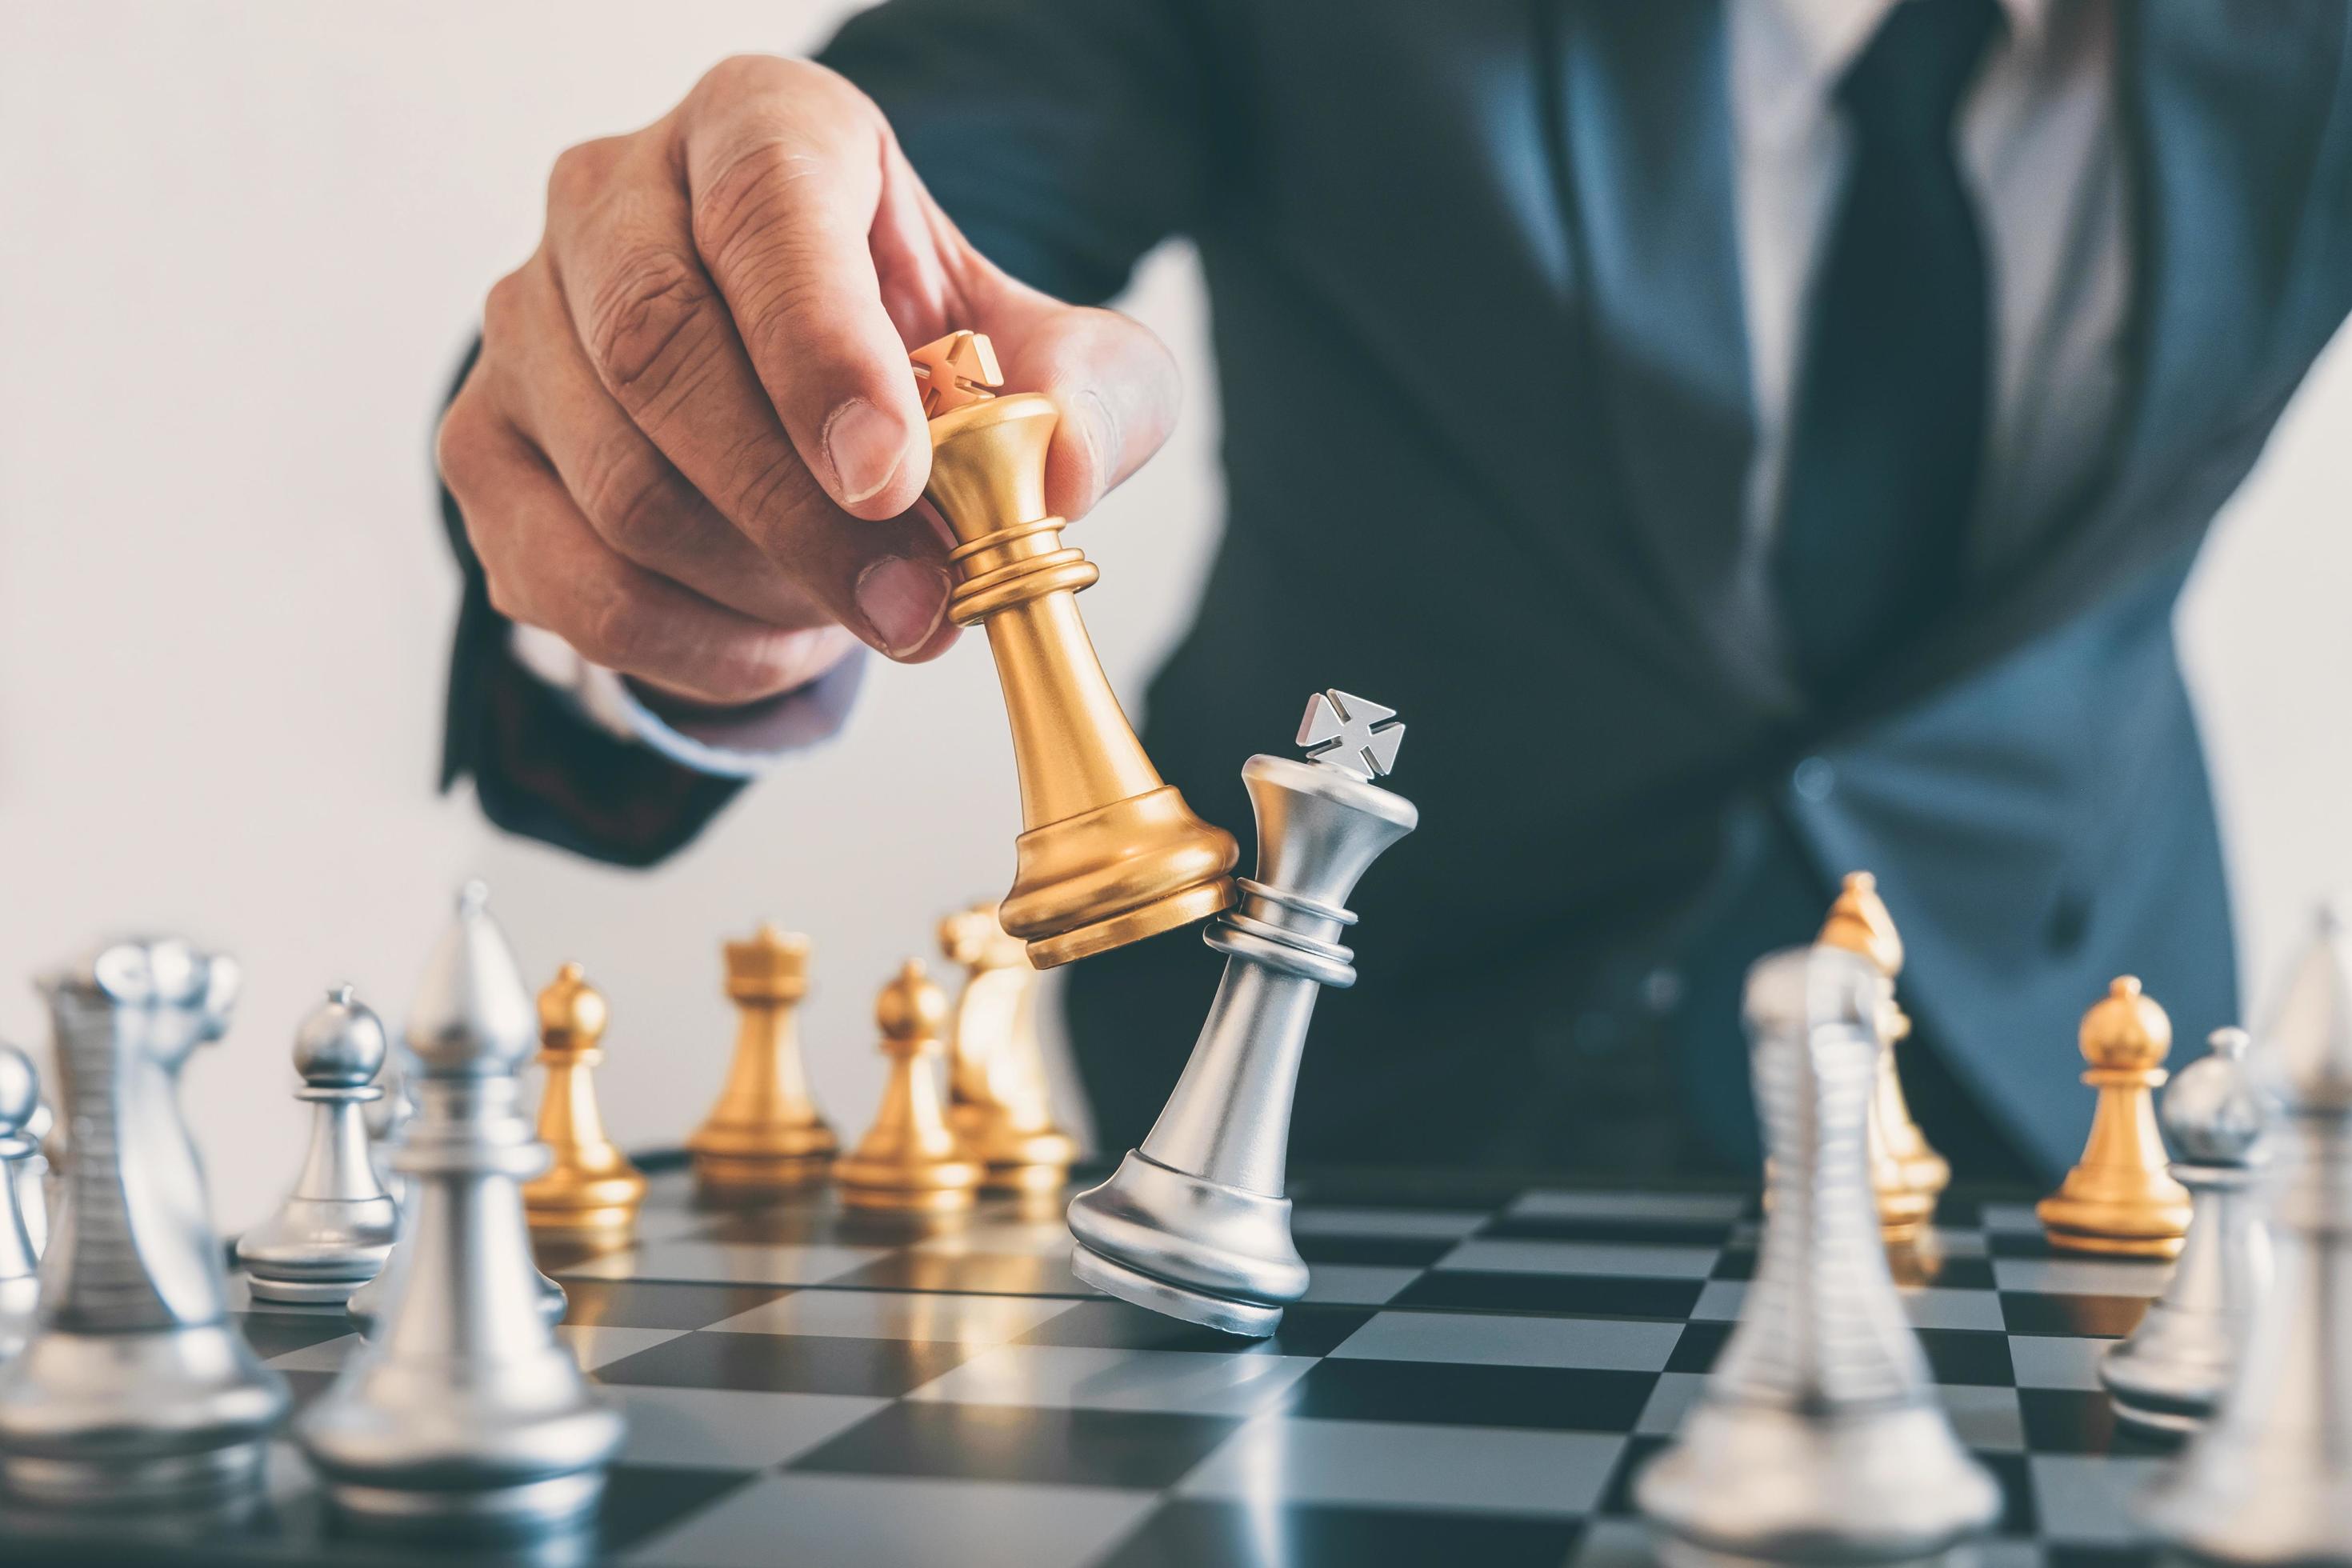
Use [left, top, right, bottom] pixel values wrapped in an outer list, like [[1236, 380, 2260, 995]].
[[530, 0, 2130, 774]]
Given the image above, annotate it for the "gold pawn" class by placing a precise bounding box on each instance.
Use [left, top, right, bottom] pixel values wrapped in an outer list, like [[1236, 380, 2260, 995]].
[[688, 925, 838, 1197], [2036, 977, 2193, 1258], [910, 330, 1238, 969], [1818, 871, 1950, 1241], [939, 902, 1078, 1195], [835, 960, 982, 1212], [521, 962, 646, 1242]]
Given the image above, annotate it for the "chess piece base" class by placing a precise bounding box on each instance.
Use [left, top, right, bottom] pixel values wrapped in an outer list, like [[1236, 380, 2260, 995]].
[[325, 1469, 606, 1538], [2, 1441, 266, 1508], [2034, 1189, 2190, 1258], [1635, 1398, 2001, 1563], [523, 1199, 641, 1243], [1066, 1151, 1309, 1338], [0, 1325, 285, 1506], [690, 1138, 838, 1199], [248, 1270, 378, 1307], [2099, 1298, 2236, 1438], [834, 1150, 982, 1213], [1071, 1243, 1282, 1338], [1006, 789, 1237, 970], [522, 1166, 647, 1244]]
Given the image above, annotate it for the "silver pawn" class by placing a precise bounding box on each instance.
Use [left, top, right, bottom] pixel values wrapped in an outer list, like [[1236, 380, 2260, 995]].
[[1637, 945, 1999, 1562], [14, 1100, 50, 1269], [0, 1045, 41, 1362], [2101, 1026, 2274, 1435], [2146, 905, 2352, 1564], [1068, 690, 1418, 1337], [236, 986, 401, 1306], [0, 939, 287, 1506], [295, 882, 621, 1536]]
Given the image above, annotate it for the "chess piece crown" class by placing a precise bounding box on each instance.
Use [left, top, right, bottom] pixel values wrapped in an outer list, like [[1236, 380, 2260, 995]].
[[690, 924, 837, 1195], [1067, 689, 1418, 1336], [522, 962, 646, 1242], [234, 986, 401, 1305], [835, 961, 982, 1212], [911, 331, 1237, 968], [2038, 976, 2194, 1257]]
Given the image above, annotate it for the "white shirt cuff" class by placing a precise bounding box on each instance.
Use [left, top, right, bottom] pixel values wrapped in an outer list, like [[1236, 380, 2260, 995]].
[[507, 623, 865, 780]]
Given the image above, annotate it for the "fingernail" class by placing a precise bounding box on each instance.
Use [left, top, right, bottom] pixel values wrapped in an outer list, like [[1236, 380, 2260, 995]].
[[854, 556, 950, 657], [823, 398, 906, 506]]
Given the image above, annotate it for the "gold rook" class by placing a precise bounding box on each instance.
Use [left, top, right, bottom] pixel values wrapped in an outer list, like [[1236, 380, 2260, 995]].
[[912, 331, 1237, 968]]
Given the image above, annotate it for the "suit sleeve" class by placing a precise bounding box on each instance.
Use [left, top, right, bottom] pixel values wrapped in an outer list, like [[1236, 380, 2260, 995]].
[[438, 0, 1225, 867]]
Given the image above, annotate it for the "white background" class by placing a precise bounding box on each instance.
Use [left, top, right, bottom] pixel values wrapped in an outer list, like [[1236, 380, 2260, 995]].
[[1, 2, 2344, 1231]]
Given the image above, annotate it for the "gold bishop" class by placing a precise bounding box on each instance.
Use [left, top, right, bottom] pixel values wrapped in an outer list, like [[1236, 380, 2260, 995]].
[[1817, 872, 1950, 1241], [688, 925, 838, 1197], [836, 960, 983, 1212], [911, 331, 1237, 968], [2038, 977, 2193, 1257], [939, 902, 1078, 1195], [521, 962, 646, 1242]]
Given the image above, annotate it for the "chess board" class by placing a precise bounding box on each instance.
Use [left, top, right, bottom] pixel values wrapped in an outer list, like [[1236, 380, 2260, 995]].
[[7, 1161, 2186, 1567]]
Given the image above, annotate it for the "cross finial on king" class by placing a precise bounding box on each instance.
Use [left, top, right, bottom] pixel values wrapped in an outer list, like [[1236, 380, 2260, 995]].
[[1298, 690, 1404, 780], [909, 330, 1003, 418]]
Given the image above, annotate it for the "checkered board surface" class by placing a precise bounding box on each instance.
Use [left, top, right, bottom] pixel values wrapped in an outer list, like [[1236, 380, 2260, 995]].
[[14, 1163, 2189, 1567]]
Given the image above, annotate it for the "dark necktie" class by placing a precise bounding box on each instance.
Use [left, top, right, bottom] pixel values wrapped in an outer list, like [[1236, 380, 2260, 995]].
[[1772, 0, 2001, 697]]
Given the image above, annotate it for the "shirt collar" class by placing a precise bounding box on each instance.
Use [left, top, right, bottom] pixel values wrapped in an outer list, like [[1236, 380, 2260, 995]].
[[1753, 0, 2053, 134]]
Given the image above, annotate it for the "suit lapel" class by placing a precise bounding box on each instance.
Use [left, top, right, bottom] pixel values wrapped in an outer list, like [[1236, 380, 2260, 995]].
[[1549, 0, 1793, 713], [1860, 0, 2346, 722]]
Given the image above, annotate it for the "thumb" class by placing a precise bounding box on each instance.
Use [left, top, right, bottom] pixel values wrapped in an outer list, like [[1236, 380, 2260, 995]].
[[971, 294, 1182, 525]]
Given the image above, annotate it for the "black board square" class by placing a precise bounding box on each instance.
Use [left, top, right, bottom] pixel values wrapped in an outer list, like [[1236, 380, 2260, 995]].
[[1096, 1499, 1584, 1568], [1286, 1358, 1655, 1433], [790, 1402, 1242, 1489]]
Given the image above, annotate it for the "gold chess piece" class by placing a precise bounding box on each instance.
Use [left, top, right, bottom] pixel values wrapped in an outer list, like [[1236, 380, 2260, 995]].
[[1818, 871, 1950, 1241], [910, 330, 1238, 969], [835, 959, 983, 1212], [688, 925, 838, 1197], [939, 902, 1078, 1194], [521, 962, 647, 1242], [2036, 976, 2194, 1258]]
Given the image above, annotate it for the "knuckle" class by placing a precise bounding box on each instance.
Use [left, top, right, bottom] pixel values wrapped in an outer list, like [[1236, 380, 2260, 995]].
[[576, 577, 652, 669], [546, 136, 623, 211], [581, 244, 718, 406], [577, 436, 689, 559]]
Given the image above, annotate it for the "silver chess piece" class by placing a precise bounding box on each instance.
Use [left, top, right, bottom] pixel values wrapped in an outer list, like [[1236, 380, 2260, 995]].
[[1067, 690, 1418, 1337], [14, 1098, 50, 1261], [235, 986, 401, 1306], [367, 1040, 418, 1201], [295, 882, 622, 1536], [1637, 944, 1999, 1563], [2100, 1026, 2274, 1436], [2146, 905, 2352, 1564], [0, 939, 288, 1506], [0, 1045, 42, 1362]]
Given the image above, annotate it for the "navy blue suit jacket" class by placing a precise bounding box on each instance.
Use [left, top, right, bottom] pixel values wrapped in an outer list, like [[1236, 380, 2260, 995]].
[[443, 1, 2352, 1179]]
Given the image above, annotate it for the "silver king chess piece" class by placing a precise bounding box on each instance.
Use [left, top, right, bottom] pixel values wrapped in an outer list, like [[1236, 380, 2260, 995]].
[[1067, 690, 1417, 1337], [1637, 944, 1999, 1563], [2146, 904, 2352, 1564], [0, 939, 288, 1506], [14, 1094, 50, 1262], [2101, 1026, 2274, 1436], [295, 882, 622, 1536], [0, 1044, 42, 1362], [235, 986, 402, 1306]]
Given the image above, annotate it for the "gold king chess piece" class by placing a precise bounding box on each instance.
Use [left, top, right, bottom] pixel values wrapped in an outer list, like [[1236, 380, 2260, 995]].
[[910, 331, 1238, 967], [688, 925, 838, 1198], [939, 902, 1078, 1195], [1817, 872, 1950, 1242], [521, 963, 646, 1242], [835, 960, 982, 1212], [2037, 977, 2194, 1258]]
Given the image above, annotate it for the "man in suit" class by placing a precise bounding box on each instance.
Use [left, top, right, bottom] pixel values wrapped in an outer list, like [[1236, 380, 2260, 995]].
[[436, 0, 2352, 1182]]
